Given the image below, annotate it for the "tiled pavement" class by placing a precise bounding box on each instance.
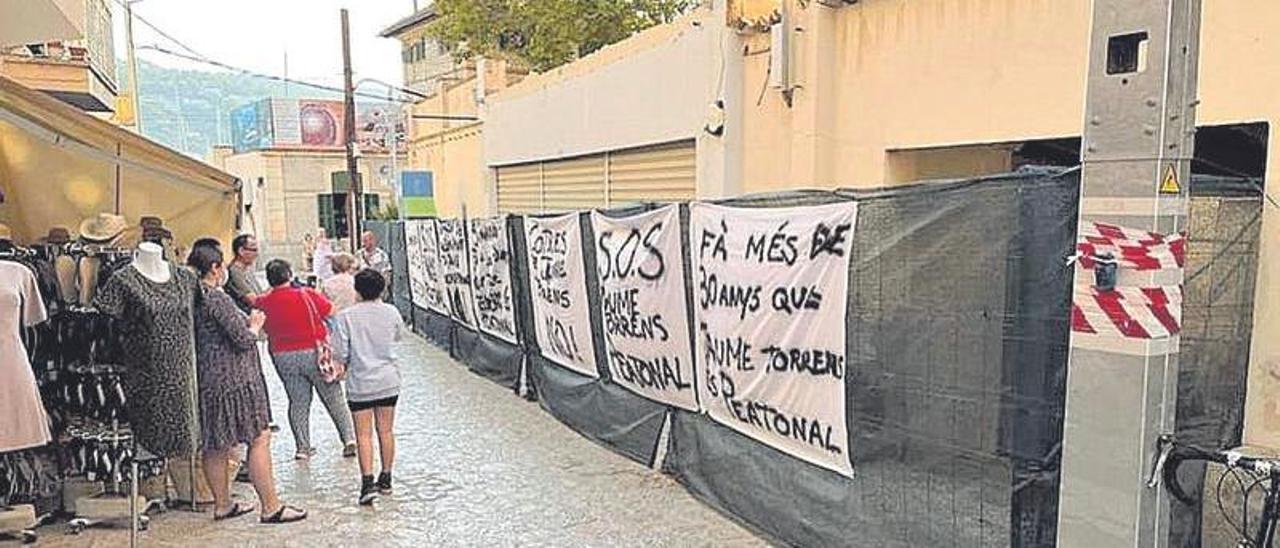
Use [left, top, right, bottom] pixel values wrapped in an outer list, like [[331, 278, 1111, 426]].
[[27, 334, 766, 547]]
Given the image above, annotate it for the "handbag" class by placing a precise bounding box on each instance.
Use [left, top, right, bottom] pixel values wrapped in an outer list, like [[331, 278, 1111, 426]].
[[300, 289, 345, 383]]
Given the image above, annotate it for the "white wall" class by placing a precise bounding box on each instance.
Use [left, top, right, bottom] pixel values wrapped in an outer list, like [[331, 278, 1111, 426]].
[[484, 10, 721, 166]]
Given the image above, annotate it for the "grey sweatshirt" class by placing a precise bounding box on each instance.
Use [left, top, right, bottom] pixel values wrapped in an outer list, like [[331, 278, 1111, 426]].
[[330, 301, 404, 402]]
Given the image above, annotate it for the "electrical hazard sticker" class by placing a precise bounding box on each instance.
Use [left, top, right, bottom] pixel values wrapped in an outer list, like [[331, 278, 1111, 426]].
[[1160, 165, 1182, 194]]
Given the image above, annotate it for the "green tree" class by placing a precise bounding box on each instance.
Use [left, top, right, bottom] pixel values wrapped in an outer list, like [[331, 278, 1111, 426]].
[[428, 0, 695, 72]]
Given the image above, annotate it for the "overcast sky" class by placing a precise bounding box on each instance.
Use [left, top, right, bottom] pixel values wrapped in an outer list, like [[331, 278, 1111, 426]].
[[113, 0, 413, 89]]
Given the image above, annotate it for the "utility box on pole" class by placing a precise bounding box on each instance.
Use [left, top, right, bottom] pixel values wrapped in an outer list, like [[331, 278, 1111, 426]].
[[1057, 0, 1202, 546]]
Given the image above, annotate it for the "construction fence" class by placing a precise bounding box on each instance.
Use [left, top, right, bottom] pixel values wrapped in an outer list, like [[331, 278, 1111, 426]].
[[365, 167, 1260, 547]]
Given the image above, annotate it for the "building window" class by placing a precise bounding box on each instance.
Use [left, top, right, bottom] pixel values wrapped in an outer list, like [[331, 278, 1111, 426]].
[[317, 194, 381, 239]]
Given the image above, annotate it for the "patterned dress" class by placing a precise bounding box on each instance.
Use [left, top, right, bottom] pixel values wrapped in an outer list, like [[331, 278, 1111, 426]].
[[95, 264, 200, 457], [193, 286, 272, 451]]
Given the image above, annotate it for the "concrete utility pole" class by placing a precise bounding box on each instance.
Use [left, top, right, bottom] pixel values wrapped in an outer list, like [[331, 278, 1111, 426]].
[[341, 8, 362, 251], [1057, 0, 1202, 546]]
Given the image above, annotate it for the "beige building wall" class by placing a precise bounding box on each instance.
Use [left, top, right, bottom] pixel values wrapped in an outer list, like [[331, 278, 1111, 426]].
[[405, 60, 522, 218], [738, 0, 1091, 193], [218, 149, 402, 268], [408, 122, 486, 218], [885, 144, 1017, 185]]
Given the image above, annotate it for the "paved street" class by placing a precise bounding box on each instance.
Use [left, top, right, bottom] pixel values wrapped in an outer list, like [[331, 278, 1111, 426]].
[[33, 334, 765, 547]]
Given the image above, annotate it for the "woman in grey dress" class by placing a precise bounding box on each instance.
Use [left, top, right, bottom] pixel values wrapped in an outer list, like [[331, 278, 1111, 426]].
[[189, 245, 306, 524]]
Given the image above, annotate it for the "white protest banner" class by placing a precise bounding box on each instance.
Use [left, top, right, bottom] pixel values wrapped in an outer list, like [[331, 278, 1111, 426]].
[[525, 213, 598, 378], [437, 218, 477, 328], [690, 201, 857, 477], [591, 206, 698, 411], [406, 219, 446, 313], [468, 216, 518, 343], [420, 219, 448, 314], [405, 220, 428, 309]]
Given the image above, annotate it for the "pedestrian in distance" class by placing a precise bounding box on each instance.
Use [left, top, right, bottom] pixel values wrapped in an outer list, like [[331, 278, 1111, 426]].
[[313, 231, 335, 281], [302, 232, 316, 272], [330, 269, 404, 506], [358, 230, 393, 301], [321, 253, 359, 312], [187, 246, 307, 524], [255, 259, 357, 460]]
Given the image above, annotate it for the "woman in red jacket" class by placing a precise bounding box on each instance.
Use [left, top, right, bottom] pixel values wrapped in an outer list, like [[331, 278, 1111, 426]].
[[256, 259, 356, 460]]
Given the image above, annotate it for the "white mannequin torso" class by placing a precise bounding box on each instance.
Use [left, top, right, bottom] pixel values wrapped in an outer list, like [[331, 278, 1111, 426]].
[[132, 242, 171, 283]]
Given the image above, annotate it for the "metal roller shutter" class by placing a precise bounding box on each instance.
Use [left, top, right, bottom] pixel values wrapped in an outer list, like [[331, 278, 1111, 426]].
[[494, 140, 694, 214], [541, 154, 606, 212], [496, 162, 542, 213], [607, 140, 696, 206]]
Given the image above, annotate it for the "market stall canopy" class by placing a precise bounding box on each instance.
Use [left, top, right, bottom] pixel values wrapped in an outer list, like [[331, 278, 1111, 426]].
[[0, 74, 239, 247], [0, 0, 82, 48]]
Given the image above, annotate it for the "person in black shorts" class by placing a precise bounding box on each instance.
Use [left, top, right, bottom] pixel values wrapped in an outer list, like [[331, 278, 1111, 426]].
[[329, 270, 405, 505]]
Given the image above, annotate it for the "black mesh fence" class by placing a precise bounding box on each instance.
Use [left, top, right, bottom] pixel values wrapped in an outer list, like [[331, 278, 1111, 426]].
[[381, 168, 1260, 547], [1168, 177, 1264, 547], [657, 169, 1076, 547]]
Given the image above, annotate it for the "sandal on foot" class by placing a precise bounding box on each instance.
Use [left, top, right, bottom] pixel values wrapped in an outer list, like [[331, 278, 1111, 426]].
[[342, 442, 357, 458], [214, 502, 255, 521], [260, 504, 307, 524]]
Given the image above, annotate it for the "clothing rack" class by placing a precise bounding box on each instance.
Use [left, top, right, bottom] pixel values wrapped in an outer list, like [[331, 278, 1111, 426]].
[[59, 243, 134, 258], [64, 419, 151, 540], [9, 246, 156, 545], [0, 248, 36, 260], [8, 236, 201, 545]]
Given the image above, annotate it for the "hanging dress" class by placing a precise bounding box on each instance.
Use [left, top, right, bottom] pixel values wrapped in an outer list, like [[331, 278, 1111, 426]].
[[94, 264, 200, 457], [0, 261, 51, 452]]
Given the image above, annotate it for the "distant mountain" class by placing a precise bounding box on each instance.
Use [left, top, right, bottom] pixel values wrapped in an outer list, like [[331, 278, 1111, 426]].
[[121, 59, 341, 159]]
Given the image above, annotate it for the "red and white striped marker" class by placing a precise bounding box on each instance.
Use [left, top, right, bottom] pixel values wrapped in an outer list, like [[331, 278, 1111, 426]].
[[1071, 222, 1185, 340], [1075, 221, 1186, 272], [1072, 284, 1182, 339]]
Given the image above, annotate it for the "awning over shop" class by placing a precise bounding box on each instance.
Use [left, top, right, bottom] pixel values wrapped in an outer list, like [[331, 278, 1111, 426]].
[[0, 74, 239, 247]]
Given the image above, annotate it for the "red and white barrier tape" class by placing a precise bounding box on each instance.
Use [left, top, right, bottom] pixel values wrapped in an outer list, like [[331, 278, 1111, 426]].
[[1072, 285, 1182, 339], [1076, 221, 1186, 271], [1072, 222, 1185, 340]]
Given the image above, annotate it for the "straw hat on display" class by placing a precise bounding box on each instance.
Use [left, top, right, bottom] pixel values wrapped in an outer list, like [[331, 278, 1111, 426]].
[[78, 213, 127, 244]]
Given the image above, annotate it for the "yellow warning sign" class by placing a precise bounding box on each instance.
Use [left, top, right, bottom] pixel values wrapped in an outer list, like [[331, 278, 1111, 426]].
[[1160, 165, 1182, 194]]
